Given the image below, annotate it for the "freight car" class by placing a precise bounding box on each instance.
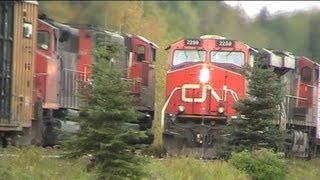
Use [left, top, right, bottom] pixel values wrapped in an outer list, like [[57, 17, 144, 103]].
[[0, 0, 39, 147], [0, 0, 158, 147], [161, 35, 320, 158]]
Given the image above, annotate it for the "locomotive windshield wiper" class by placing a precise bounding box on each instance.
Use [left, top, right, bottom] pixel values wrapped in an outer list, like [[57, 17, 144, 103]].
[[211, 51, 219, 61], [197, 50, 202, 61], [225, 49, 235, 58], [183, 49, 188, 59]]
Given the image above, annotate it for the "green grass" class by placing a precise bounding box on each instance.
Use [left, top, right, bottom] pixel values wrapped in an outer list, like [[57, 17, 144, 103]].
[[1, 147, 320, 180], [286, 158, 320, 180], [0, 147, 96, 180], [144, 156, 248, 180]]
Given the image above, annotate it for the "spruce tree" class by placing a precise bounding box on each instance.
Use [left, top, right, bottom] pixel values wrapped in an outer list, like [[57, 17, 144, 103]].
[[63, 37, 147, 179], [223, 53, 287, 156]]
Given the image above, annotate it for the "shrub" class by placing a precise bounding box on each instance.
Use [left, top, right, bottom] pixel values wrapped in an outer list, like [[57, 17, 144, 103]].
[[228, 148, 288, 180]]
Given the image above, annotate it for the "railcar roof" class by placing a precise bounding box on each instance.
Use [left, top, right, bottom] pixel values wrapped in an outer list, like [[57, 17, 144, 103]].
[[24, 1, 38, 5]]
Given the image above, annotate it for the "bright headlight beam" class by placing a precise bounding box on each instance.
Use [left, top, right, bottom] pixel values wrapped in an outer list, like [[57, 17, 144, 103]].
[[178, 105, 185, 112], [199, 66, 210, 83]]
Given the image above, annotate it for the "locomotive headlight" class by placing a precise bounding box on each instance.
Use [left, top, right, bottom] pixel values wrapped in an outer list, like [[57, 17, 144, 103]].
[[178, 105, 185, 113], [218, 106, 224, 113], [199, 66, 210, 83], [218, 101, 225, 114]]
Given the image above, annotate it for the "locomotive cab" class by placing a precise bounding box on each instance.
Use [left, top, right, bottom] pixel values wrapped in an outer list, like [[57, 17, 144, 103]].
[[35, 17, 81, 146], [125, 35, 158, 130], [35, 19, 60, 110], [162, 35, 250, 157]]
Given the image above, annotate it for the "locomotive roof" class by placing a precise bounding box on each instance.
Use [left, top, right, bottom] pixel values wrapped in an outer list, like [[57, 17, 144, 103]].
[[126, 34, 159, 49], [138, 35, 159, 48], [38, 19, 56, 29], [51, 22, 79, 35]]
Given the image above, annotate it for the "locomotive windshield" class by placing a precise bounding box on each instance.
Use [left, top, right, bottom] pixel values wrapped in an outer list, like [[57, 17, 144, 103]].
[[173, 50, 206, 66], [211, 51, 245, 67]]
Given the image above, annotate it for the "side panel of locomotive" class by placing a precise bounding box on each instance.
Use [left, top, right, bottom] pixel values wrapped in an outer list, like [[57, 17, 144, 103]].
[[54, 23, 80, 110], [77, 27, 94, 82], [0, 1, 38, 131], [259, 49, 319, 157], [58, 24, 158, 131]]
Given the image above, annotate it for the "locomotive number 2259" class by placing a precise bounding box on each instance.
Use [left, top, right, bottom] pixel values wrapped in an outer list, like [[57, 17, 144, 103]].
[[185, 39, 201, 46]]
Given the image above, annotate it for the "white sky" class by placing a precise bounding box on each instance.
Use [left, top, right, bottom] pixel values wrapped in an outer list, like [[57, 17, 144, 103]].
[[224, 1, 320, 18]]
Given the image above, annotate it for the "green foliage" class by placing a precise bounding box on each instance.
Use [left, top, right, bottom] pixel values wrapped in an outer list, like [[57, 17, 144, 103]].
[[0, 147, 94, 180], [229, 149, 288, 180], [145, 156, 248, 180], [1, 147, 320, 180], [222, 54, 287, 156], [63, 39, 147, 179]]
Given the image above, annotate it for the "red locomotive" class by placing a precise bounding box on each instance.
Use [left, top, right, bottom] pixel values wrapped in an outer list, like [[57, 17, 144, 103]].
[[162, 35, 250, 157], [0, 1, 157, 147], [162, 35, 320, 158]]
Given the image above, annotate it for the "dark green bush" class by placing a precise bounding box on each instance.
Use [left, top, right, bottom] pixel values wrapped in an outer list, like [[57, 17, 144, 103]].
[[228, 148, 288, 180]]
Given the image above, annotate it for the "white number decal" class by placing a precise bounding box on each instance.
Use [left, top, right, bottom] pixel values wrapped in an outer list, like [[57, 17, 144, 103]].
[[218, 40, 233, 47], [185, 39, 200, 46]]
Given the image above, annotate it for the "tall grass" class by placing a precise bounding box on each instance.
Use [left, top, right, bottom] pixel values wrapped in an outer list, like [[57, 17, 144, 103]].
[[286, 158, 320, 180], [0, 147, 95, 180], [1, 147, 320, 180], [144, 156, 248, 180]]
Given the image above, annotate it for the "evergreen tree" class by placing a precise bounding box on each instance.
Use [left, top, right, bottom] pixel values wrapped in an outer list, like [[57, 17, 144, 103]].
[[63, 38, 147, 179], [222, 53, 287, 157]]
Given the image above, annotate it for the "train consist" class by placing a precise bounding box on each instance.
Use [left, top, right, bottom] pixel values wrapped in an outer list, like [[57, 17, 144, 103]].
[[0, 1, 157, 147], [161, 35, 320, 158], [2, 1, 320, 159]]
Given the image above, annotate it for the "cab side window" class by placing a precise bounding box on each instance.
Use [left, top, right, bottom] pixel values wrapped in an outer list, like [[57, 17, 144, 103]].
[[151, 47, 156, 63], [135, 45, 145, 62], [37, 31, 50, 50], [301, 66, 312, 83]]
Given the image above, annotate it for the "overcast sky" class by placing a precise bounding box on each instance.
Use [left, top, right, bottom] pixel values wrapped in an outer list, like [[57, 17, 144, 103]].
[[224, 1, 320, 18]]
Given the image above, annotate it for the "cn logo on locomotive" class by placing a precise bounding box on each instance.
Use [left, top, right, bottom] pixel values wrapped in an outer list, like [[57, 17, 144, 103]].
[[181, 84, 239, 103]]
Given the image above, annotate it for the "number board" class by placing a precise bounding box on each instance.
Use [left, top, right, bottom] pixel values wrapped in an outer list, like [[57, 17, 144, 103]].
[[216, 40, 234, 47], [184, 39, 202, 46]]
